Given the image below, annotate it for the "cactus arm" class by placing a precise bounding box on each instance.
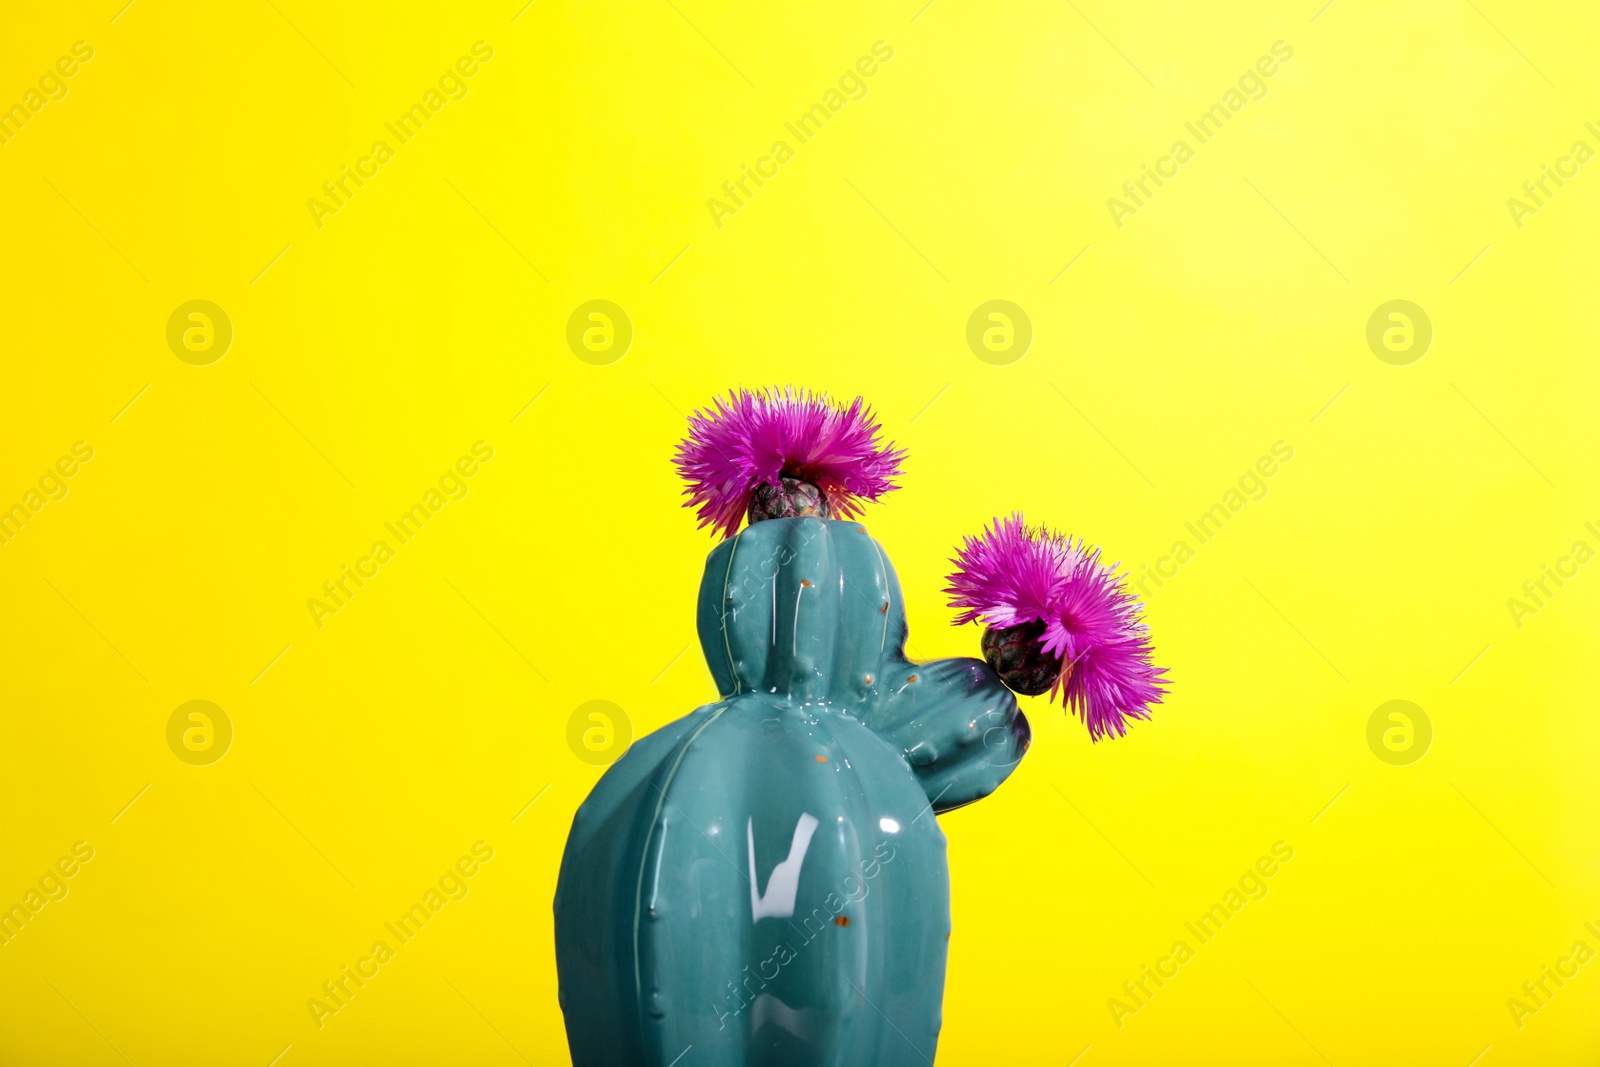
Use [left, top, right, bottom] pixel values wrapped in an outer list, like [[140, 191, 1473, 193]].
[[832, 525, 1031, 813], [864, 654, 1030, 814]]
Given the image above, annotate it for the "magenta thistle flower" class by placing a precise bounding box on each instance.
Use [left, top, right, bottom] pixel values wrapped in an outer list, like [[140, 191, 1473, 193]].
[[673, 387, 907, 538], [945, 513, 1167, 741]]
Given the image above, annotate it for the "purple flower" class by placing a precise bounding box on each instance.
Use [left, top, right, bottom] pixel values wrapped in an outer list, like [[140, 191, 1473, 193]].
[[673, 387, 906, 538], [946, 514, 1168, 741]]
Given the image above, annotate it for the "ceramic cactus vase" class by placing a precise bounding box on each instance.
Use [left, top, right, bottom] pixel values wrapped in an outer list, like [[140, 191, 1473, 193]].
[[554, 516, 1030, 1065], [554, 387, 1167, 1066]]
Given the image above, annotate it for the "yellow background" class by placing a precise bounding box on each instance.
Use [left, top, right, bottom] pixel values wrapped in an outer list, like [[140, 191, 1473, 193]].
[[2, 0, 1597, 1063]]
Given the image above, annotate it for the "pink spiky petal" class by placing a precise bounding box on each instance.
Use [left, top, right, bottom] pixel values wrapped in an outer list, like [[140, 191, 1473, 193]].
[[946, 513, 1168, 741], [673, 387, 906, 538]]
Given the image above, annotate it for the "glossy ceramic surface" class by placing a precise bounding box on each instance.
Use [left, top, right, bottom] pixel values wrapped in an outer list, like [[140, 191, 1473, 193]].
[[554, 518, 1029, 1066]]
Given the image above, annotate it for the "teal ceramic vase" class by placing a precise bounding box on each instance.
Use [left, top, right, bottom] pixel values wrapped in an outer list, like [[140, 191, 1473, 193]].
[[554, 517, 1030, 1065]]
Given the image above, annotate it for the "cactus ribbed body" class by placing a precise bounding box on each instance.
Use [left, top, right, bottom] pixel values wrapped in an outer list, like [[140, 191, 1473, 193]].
[[555, 518, 1029, 1065]]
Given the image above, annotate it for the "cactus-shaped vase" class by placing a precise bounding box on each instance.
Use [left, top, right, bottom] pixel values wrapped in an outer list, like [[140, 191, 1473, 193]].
[[554, 516, 1030, 1065]]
